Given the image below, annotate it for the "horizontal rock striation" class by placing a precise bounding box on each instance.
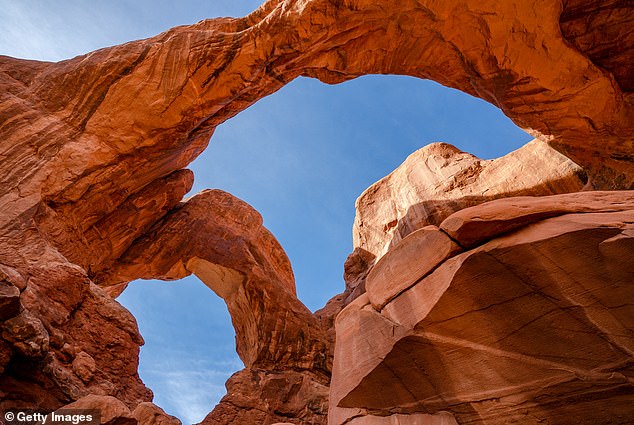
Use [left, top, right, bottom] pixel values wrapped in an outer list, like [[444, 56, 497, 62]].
[[330, 191, 634, 424], [0, 0, 632, 423]]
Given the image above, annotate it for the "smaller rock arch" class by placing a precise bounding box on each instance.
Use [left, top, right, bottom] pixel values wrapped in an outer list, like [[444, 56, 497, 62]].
[[99, 189, 330, 373]]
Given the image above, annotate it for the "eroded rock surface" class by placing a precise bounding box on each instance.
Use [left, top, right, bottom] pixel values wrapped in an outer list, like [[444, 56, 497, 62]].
[[0, 0, 633, 423], [101, 189, 329, 372], [57, 395, 181, 425], [132, 402, 182, 425], [331, 191, 634, 425], [352, 140, 587, 263], [560, 0, 634, 93], [200, 369, 329, 425]]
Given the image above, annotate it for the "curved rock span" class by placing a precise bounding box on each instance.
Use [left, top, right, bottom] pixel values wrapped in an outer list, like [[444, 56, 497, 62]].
[[0, 0, 633, 424]]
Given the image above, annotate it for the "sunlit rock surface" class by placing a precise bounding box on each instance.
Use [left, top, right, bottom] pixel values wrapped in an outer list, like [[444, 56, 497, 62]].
[[352, 140, 587, 263], [102, 189, 331, 424], [0, 0, 632, 423], [330, 191, 634, 425]]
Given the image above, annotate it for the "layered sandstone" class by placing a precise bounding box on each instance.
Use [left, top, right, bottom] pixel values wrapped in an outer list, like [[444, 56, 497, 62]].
[[352, 139, 587, 262], [100, 189, 332, 424], [200, 369, 329, 425], [59, 395, 180, 425], [331, 191, 634, 425], [0, 0, 633, 424], [560, 0, 634, 93]]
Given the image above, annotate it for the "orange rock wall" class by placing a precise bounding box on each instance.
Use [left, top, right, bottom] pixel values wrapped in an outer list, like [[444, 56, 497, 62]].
[[0, 0, 632, 423], [331, 192, 634, 424]]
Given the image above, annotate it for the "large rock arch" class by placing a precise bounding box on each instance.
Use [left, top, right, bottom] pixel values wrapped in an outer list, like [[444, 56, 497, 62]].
[[0, 0, 632, 423]]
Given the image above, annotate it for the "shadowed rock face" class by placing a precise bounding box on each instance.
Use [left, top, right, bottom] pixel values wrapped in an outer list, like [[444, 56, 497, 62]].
[[560, 0, 634, 93], [331, 192, 634, 425], [199, 369, 329, 425], [100, 189, 330, 375], [0, 0, 633, 424]]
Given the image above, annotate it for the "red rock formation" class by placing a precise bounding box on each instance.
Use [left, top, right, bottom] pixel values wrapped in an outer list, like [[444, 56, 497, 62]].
[[200, 369, 329, 425], [62, 395, 137, 425], [560, 0, 634, 93], [99, 188, 330, 367], [330, 191, 634, 424], [0, 0, 632, 423], [57, 395, 180, 425], [132, 402, 181, 425], [352, 140, 587, 262], [100, 189, 331, 424]]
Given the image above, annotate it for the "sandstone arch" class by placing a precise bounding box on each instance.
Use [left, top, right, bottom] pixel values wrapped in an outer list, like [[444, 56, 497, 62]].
[[1, 0, 633, 423], [98, 189, 329, 373]]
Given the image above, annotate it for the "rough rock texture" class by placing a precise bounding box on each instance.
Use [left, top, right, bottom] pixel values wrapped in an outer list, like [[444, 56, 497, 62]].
[[441, 191, 634, 248], [560, 0, 634, 93], [58, 395, 181, 425], [0, 0, 633, 423], [62, 395, 136, 425], [341, 412, 459, 425], [100, 189, 329, 373], [365, 226, 461, 310], [101, 189, 331, 424], [352, 139, 587, 262], [200, 369, 329, 425], [0, 276, 150, 411], [330, 191, 634, 425], [132, 402, 181, 425]]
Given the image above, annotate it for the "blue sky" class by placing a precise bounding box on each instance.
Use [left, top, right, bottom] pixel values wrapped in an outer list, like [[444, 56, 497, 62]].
[[1, 1, 531, 423]]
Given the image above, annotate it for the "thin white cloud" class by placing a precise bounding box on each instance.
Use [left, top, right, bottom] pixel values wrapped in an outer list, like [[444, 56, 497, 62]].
[[0, 2, 67, 60], [141, 355, 243, 424]]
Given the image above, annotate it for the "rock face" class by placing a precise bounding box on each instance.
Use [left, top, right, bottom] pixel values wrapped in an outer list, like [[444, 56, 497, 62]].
[[352, 140, 587, 262], [132, 402, 181, 425], [560, 0, 634, 93], [59, 395, 180, 425], [101, 189, 332, 424], [100, 189, 329, 373], [0, 0, 633, 424], [331, 191, 634, 425], [200, 369, 329, 425]]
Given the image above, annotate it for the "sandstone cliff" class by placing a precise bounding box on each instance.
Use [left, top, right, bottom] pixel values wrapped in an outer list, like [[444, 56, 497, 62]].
[[0, 0, 632, 424], [352, 139, 587, 263], [331, 191, 634, 425]]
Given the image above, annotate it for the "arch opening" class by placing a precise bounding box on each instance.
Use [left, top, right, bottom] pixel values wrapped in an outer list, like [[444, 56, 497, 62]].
[[2, 2, 566, 423], [118, 276, 242, 424], [188, 74, 533, 312], [118, 74, 533, 422], [0, 0, 630, 424]]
